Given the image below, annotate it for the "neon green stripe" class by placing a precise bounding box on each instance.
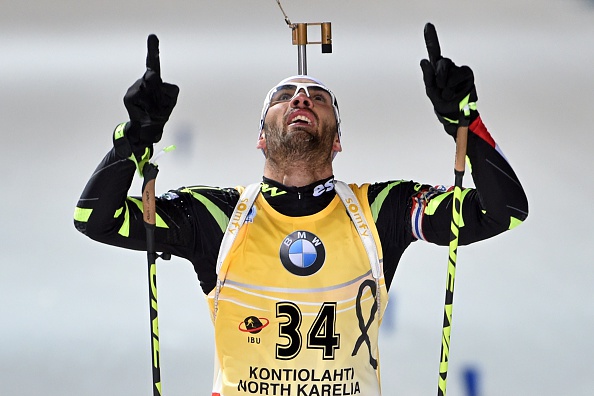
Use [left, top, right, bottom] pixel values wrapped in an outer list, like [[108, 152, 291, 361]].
[[118, 201, 130, 237], [130, 147, 152, 177], [128, 197, 143, 214], [113, 122, 126, 141], [128, 197, 169, 228], [370, 181, 404, 222], [466, 156, 472, 173], [74, 207, 93, 222], [181, 187, 229, 232], [425, 192, 450, 216], [426, 189, 472, 228], [459, 93, 471, 114], [116, 196, 169, 237], [261, 183, 287, 197], [458, 189, 472, 229], [509, 216, 523, 230]]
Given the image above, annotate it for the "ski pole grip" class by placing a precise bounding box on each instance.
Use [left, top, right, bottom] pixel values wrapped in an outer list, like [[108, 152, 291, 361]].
[[454, 125, 468, 174], [142, 162, 159, 227]]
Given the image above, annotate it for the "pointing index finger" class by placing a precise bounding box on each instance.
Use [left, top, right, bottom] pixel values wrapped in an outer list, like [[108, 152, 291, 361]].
[[424, 23, 441, 67], [146, 34, 161, 76]]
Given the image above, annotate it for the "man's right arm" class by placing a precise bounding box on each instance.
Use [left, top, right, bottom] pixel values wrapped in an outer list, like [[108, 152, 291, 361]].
[[74, 34, 184, 256], [73, 142, 241, 294], [73, 141, 202, 257], [74, 145, 151, 251]]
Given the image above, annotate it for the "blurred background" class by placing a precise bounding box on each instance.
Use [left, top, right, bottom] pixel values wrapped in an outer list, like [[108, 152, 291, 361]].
[[2, 0, 593, 395]]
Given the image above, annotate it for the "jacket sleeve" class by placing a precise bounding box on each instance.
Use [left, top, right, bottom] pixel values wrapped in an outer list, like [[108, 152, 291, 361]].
[[369, 116, 528, 289], [411, 116, 529, 245], [73, 148, 190, 255], [73, 147, 239, 293]]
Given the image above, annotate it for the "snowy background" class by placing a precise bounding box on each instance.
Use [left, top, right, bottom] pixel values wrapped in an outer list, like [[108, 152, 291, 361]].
[[2, 0, 593, 395]]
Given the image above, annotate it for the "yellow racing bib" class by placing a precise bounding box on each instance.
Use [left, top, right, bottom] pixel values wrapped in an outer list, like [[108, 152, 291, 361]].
[[208, 182, 388, 396]]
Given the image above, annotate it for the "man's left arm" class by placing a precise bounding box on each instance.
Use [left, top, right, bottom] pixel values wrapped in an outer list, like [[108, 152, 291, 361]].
[[413, 118, 529, 245], [416, 23, 528, 245]]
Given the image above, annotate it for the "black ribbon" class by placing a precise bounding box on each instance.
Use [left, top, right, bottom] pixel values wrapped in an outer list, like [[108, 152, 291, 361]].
[[352, 279, 378, 369]]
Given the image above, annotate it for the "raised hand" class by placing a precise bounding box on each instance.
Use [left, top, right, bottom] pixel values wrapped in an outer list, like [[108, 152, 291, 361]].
[[123, 34, 180, 150], [420, 23, 478, 138]]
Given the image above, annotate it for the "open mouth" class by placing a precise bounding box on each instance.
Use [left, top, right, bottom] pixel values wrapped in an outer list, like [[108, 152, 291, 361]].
[[288, 114, 313, 127]]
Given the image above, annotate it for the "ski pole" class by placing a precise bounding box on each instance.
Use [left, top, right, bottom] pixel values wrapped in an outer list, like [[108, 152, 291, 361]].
[[423, 22, 471, 396], [142, 161, 163, 396], [141, 145, 174, 396], [437, 116, 469, 396], [141, 32, 164, 396], [140, 33, 180, 396]]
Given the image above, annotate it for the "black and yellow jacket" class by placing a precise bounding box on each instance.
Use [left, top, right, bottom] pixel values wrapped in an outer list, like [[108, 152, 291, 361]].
[[74, 116, 528, 295]]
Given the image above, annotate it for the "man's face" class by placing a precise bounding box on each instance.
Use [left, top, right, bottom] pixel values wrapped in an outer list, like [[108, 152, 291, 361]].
[[258, 78, 341, 161]]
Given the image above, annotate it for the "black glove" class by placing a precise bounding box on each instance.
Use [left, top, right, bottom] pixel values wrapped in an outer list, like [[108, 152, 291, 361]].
[[420, 23, 478, 138], [116, 34, 179, 158]]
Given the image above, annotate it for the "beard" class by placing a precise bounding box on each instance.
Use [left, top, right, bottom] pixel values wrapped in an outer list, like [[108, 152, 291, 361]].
[[263, 122, 337, 165]]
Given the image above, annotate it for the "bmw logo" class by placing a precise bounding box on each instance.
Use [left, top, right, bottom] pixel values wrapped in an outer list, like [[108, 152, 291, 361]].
[[279, 231, 326, 276]]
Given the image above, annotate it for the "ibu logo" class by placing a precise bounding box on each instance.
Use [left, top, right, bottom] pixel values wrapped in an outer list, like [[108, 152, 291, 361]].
[[279, 231, 326, 276]]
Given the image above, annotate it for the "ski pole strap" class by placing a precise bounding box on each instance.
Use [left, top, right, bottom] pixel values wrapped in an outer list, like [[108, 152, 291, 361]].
[[113, 122, 153, 177]]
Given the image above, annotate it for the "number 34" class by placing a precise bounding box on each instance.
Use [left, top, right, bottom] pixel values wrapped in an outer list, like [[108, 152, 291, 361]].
[[276, 302, 340, 360]]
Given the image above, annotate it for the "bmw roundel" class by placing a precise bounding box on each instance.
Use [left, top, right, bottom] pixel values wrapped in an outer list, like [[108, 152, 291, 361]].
[[279, 231, 326, 276]]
